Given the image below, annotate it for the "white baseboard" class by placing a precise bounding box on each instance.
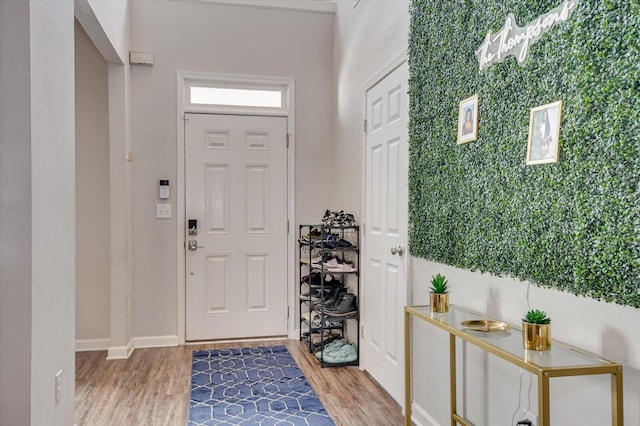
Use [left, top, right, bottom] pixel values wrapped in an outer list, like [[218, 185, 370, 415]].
[[87, 336, 179, 359], [107, 339, 135, 360], [411, 402, 440, 426], [132, 335, 179, 349], [184, 336, 287, 345], [75, 338, 110, 352]]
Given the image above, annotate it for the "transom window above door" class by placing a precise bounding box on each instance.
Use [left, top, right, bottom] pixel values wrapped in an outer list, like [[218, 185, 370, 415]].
[[190, 86, 282, 108], [183, 76, 291, 115]]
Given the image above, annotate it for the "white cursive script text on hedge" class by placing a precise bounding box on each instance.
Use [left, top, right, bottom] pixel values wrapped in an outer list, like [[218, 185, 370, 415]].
[[476, 1, 578, 71]]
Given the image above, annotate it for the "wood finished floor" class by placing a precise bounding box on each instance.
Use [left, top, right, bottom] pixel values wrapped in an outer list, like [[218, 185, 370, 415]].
[[75, 340, 404, 426]]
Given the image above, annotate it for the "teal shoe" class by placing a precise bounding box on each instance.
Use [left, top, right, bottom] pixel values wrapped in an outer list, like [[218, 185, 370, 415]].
[[315, 339, 346, 359], [321, 343, 358, 364]]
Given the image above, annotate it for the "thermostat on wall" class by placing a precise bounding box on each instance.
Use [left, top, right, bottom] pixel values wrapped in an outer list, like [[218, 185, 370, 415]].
[[159, 180, 170, 199]]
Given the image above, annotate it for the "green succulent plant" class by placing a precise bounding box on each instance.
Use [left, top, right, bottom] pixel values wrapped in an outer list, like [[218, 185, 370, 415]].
[[523, 309, 551, 324], [430, 273, 449, 294]]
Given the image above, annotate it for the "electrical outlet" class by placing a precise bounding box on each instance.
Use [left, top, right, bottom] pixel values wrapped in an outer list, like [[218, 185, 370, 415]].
[[55, 370, 63, 404], [522, 409, 537, 426]]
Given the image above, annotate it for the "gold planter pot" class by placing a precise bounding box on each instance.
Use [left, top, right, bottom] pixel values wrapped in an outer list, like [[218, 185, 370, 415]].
[[522, 321, 551, 351], [430, 292, 449, 313]]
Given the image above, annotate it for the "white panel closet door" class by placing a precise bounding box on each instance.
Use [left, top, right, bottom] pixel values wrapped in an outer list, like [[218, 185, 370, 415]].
[[363, 62, 409, 404], [185, 113, 288, 340]]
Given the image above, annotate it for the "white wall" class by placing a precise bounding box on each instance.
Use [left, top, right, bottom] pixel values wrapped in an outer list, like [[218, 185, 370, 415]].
[[411, 259, 640, 426], [0, 1, 33, 422], [129, 0, 334, 339], [30, 1, 77, 421], [0, 1, 76, 425], [332, 0, 410, 218], [75, 20, 111, 345]]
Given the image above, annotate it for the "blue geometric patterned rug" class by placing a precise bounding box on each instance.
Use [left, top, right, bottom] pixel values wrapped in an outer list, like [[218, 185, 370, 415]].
[[188, 346, 334, 425]]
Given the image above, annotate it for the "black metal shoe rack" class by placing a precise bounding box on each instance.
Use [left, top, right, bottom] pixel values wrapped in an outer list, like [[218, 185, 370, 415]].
[[298, 224, 360, 368]]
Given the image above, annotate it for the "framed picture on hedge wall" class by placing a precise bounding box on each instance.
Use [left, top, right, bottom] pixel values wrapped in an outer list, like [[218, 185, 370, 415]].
[[526, 100, 563, 165], [457, 94, 478, 144]]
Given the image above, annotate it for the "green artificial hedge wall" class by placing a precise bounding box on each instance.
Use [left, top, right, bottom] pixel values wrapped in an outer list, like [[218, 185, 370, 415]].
[[408, 0, 640, 307]]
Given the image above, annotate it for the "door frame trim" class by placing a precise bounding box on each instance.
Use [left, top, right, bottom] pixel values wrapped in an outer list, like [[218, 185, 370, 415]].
[[360, 50, 411, 369], [176, 71, 296, 343]]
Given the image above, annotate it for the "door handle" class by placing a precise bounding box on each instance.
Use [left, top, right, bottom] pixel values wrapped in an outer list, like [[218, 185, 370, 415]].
[[187, 239, 204, 251], [390, 245, 404, 256]]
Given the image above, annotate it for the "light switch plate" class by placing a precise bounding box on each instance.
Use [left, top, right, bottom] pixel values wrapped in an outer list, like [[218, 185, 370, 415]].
[[156, 204, 172, 219]]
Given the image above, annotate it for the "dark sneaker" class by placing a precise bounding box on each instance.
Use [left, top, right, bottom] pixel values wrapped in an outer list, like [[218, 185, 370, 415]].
[[323, 293, 357, 317], [324, 238, 354, 249], [302, 272, 342, 287], [312, 233, 340, 248], [312, 286, 346, 311], [300, 288, 331, 302]]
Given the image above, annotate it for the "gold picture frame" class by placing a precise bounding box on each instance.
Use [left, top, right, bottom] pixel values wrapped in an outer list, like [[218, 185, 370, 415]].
[[526, 100, 562, 165], [457, 94, 478, 144]]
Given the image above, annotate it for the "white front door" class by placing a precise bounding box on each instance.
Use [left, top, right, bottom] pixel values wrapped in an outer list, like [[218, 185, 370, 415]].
[[185, 113, 288, 341], [362, 62, 409, 404]]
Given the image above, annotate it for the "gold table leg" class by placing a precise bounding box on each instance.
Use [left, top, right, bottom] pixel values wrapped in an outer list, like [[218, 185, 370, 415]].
[[612, 366, 624, 425], [450, 334, 456, 426], [538, 372, 550, 426]]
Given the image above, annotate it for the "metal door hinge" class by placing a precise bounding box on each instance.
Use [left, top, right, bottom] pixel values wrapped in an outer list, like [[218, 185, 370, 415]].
[[287, 219, 290, 234], [286, 133, 290, 148], [363, 119, 368, 133], [362, 222, 366, 236], [361, 325, 365, 338], [287, 306, 290, 319]]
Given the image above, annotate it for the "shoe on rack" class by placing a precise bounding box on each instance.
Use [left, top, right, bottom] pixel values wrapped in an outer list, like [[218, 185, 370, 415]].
[[320, 343, 358, 363], [307, 311, 344, 329], [312, 232, 340, 248], [325, 239, 353, 249], [323, 274, 341, 285], [301, 272, 318, 285], [323, 293, 358, 317], [315, 339, 346, 359], [321, 209, 357, 227], [309, 331, 331, 345], [302, 272, 343, 287], [310, 330, 341, 345], [327, 264, 356, 273], [312, 286, 346, 311], [299, 227, 322, 244], [310, 289, 335, 303], [311, 253, 337, 268], [301, 311, 318, 323], [317, 258, 341, 269], [325, 258, 356, 272], [311, 331, 342, 351], [300, 288, 331, 302]]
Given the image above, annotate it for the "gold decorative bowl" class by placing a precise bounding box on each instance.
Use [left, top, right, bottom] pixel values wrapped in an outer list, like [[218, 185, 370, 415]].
[[461, 319, 510, 332]]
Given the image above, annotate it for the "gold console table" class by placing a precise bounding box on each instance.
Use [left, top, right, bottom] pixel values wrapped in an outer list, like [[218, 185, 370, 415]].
[[404, 305, 623, 426]]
